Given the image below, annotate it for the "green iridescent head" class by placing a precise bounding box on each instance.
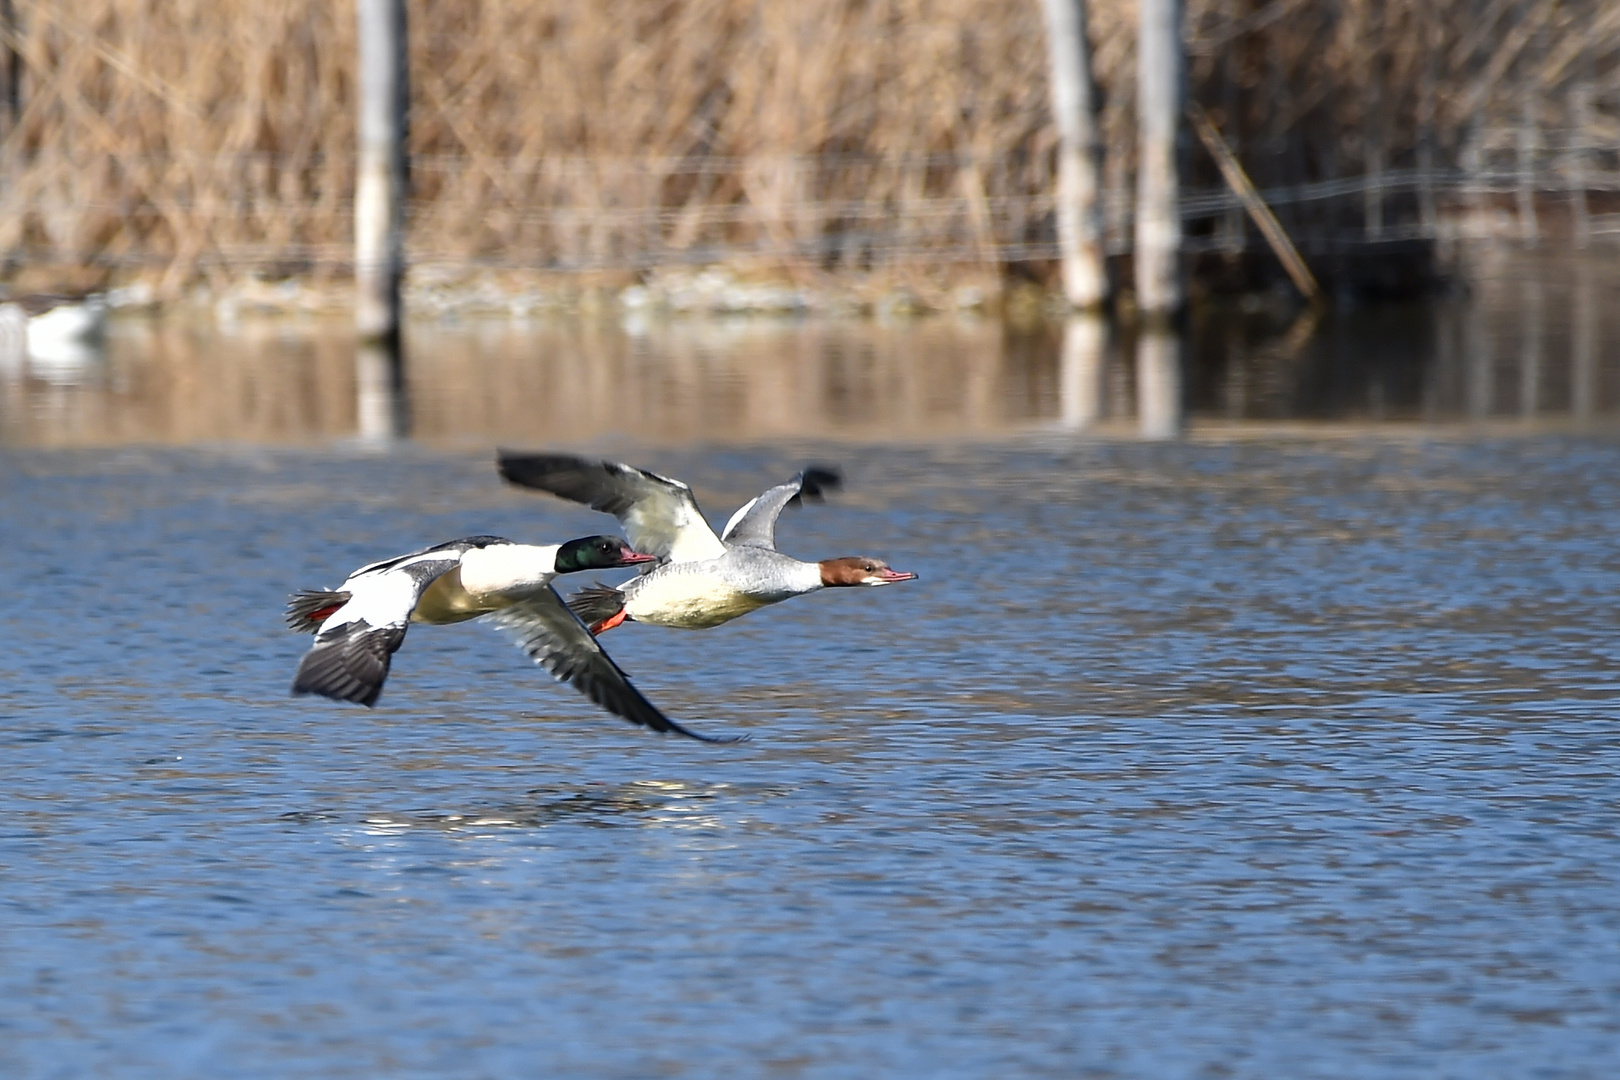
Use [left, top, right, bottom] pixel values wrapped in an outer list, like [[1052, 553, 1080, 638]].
[[554, 535, 657, 574]]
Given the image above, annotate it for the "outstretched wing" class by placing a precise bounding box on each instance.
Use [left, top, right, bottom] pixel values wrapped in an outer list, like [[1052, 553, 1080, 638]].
[[290, 620, 407, 707], [720, 466, 842, 550], [484, 589, 737, 743], [497, 452, 726, 563], [289, 551, 463, 707]]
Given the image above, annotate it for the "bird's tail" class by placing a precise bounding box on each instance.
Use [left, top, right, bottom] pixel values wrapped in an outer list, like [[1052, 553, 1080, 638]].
[[285, 589, 351, 633], [566, 583, 627, 635]]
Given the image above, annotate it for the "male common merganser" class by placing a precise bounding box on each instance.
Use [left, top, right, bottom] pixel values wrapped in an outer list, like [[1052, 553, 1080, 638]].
[[496, 453, 917, 634], [285, 533, 730, 742]]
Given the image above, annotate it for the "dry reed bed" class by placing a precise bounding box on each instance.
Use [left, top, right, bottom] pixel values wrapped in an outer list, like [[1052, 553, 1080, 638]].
[[0, 0, 1614, 290]]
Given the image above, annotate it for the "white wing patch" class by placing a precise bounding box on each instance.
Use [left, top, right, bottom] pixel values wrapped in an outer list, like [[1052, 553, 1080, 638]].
[[662, 500, 728, 562], [594, 463, 724, 562], [325, 555, 458, 632], [714, 472, 833, 551], [609, 472, 723, 562], [720, 495, 760, 543]]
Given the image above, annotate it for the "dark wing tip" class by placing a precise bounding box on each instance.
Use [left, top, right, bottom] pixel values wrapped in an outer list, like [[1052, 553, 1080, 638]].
[[571, 666, 736, 743], [291, 662, 384, 707], [491, 593, 736, 743], [664, 720, 749, 744], [290, 625, 403, 708], [496, 451, 685, 509], [496, 449, 580, 489], [791, 465, 843, 507]]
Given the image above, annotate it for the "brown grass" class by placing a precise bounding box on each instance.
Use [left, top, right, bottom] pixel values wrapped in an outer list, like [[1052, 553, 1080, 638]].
[[0, 0, 1612, 291]]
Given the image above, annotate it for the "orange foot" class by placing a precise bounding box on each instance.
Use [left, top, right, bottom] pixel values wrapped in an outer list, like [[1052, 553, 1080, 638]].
[[590, 608, 629, 635]]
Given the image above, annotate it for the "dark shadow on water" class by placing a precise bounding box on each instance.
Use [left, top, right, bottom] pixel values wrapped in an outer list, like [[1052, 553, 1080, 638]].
[[277, 779, 793, 834]]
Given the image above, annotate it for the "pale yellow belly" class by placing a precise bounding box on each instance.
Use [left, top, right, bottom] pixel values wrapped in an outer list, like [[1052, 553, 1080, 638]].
[[624, 574, 773, 629], [412, 567, 504, 625]]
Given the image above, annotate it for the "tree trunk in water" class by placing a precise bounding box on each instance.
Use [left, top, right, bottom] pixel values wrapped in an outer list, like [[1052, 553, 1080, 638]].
[[355, 0, 408, 346], [1135, 0, 1183, 322], [1041, 0, 1108, 310]]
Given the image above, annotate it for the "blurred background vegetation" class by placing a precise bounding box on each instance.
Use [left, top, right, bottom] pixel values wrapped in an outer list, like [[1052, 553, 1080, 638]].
[[0, 0, 1612, 297]]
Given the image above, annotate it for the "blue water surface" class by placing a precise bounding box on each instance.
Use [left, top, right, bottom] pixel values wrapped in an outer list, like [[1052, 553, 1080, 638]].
[[2, 436, 1619, 1078]]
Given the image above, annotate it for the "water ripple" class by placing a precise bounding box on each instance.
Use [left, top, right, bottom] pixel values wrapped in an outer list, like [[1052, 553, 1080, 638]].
[[2, 436, 1619, 1077]]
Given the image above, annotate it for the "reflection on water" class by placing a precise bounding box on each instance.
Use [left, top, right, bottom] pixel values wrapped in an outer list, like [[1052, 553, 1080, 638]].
[[408, 315, 1054, 444], [282, 779, 794, 837], [355, 341, 411, 443], [1058, 314, 1108, 430], [0, 314, 1059, 446], [1, 251, 1618, 447], [1135, 328, 1183, 440]]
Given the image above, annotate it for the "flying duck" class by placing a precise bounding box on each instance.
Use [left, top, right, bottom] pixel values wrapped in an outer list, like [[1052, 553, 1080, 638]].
[[285, 533, 731, 742], [496, 453, 917, 634]]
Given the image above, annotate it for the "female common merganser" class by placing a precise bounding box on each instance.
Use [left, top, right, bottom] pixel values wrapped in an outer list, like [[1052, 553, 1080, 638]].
[[285, 533, 731, 742], [496, 453, 917, 634]]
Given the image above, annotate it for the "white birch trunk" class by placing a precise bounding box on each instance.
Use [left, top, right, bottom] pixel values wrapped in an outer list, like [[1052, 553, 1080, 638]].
[[1570, 80, 1592, 249], [355, 0, 408, 344], [1041, 0, 1108, 309], [1135, 0, 1183, 320]]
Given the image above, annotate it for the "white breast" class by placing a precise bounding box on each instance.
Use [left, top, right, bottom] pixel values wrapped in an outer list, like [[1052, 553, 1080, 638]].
[[457, 543, 558, 599], [623, 570, 774, 629]]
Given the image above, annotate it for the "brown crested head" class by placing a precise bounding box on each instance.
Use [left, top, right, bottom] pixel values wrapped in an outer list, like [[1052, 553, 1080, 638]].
[[818, 556, 919, 588]]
